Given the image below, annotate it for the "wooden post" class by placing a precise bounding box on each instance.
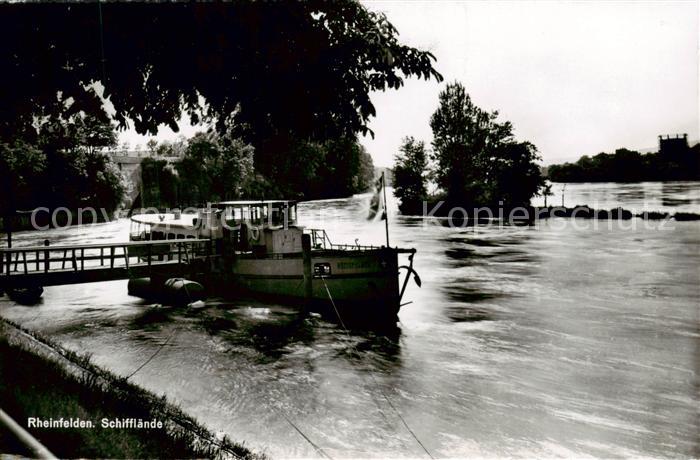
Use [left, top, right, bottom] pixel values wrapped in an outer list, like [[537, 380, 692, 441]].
[[44, 240, 50, 273], [3, 212, 12, 249], [206, 239, 212, 269], [382, 171, 390, 247], [302, 234, 312, 307]]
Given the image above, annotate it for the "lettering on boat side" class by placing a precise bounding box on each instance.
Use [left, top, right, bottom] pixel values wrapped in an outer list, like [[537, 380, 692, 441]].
[[337, 260, 374, 270]]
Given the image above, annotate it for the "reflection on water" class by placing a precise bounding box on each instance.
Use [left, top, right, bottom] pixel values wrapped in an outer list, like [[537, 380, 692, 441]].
[[1, 182, 699, 458]]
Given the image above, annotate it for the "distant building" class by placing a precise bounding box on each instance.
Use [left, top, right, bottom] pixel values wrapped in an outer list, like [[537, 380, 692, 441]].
[[658, 134, 689, 158]]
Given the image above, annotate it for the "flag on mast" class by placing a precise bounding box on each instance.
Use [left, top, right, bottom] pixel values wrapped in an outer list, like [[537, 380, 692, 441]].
[[367, 174, 385, 221]]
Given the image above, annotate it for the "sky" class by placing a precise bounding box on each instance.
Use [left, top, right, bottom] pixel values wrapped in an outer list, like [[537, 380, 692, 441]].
[[120, 0, 699, 166]]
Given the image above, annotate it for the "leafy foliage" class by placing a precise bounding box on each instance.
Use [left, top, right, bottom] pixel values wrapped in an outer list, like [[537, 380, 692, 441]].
[[0, 108, 123, 215], [392, 137, 428, 212], [1, 2, 441, 211], [0, 2, 441, 147], [178, 132, 255, 203], [146, 137, 187, 158], [141, 134, 375, 207], [428, 82, 544, 207], [258, 136, 375, 199], [318, 137, 376, 198], [0, 141, 46, 214], [392, 82, 545, 211]]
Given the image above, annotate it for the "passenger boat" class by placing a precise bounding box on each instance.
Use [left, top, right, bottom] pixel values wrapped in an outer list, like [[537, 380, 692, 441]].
[[129, 201, 419, 321]]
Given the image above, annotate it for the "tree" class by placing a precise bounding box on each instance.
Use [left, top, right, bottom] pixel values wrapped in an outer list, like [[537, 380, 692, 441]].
[[541, 182, 553, 207], [0, 141, 46, 214], [392, 137, 428, 212], [0, 140, 45, 245], [0, 103, 124, 217], [355, 147, 376, 193], [277, 136, 375, 200], [33, 108, 124, 212], [175, 132, 255, 204], [0, 2, 442, 165], [486, 141, 544, 207], [429, 81, 544, 207], [148, 138, 187, 158]]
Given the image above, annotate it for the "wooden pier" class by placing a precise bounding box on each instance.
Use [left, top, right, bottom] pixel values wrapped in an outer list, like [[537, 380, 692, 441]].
[[0, 239, 213, 289]]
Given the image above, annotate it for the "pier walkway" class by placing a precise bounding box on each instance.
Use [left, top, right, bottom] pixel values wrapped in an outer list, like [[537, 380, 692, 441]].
[[0, 239, 212, 289]]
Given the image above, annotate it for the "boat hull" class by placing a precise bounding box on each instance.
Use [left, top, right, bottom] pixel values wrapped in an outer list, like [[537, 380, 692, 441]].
[[220, 249, 402, 320]]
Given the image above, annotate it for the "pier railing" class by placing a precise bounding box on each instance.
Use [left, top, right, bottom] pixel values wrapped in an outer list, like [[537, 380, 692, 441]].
[[0, 239, 212, 286]]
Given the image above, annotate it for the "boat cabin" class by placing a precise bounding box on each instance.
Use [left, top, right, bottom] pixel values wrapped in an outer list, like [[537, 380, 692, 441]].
[[130, 201, 302, 255], [215, 201, 300, 254]]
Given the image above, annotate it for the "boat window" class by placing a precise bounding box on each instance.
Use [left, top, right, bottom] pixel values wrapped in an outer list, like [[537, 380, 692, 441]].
[[186, 235, 195, 239], [176, 234, 185, 239], [252, 206, 260, 224], [270, 208, 283, 226], [167, 233, 176, 240]]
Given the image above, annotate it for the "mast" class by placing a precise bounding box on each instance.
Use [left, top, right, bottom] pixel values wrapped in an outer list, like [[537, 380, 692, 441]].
[[382, 171, 389, 247]]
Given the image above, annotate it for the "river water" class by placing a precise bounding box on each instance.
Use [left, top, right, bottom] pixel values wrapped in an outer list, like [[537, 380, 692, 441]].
[[1, 182, 699, 458]]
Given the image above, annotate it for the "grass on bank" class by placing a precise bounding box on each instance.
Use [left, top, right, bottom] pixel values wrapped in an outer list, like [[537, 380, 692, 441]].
[[0, 318, 262, 459]]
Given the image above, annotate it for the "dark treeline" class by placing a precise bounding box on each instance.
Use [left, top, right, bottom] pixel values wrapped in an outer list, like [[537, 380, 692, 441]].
[[139, 133, 375, 208], [393, 81, 546, 215], [547, 142, 700, 182]]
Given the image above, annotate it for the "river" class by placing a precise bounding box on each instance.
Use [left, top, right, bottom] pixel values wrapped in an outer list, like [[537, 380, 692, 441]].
[[1, 182, 699, 458]]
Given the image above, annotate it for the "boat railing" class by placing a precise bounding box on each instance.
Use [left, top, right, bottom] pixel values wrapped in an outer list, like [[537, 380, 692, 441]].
[[306, 229, 380, 251]]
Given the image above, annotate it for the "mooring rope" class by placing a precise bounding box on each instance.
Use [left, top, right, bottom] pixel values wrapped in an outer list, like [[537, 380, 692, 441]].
[[125, 325, 179, 380], [277, 410, 333, 459], [319, 276, 410, 438], [121, 276, 332, 459], [0, 317, 245, 459], [320, 276, 435, 459], [126, 277, 196, 380]]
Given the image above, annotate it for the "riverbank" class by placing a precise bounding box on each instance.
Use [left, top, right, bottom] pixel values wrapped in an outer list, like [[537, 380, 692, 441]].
[[0, 318, 261, 459]]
